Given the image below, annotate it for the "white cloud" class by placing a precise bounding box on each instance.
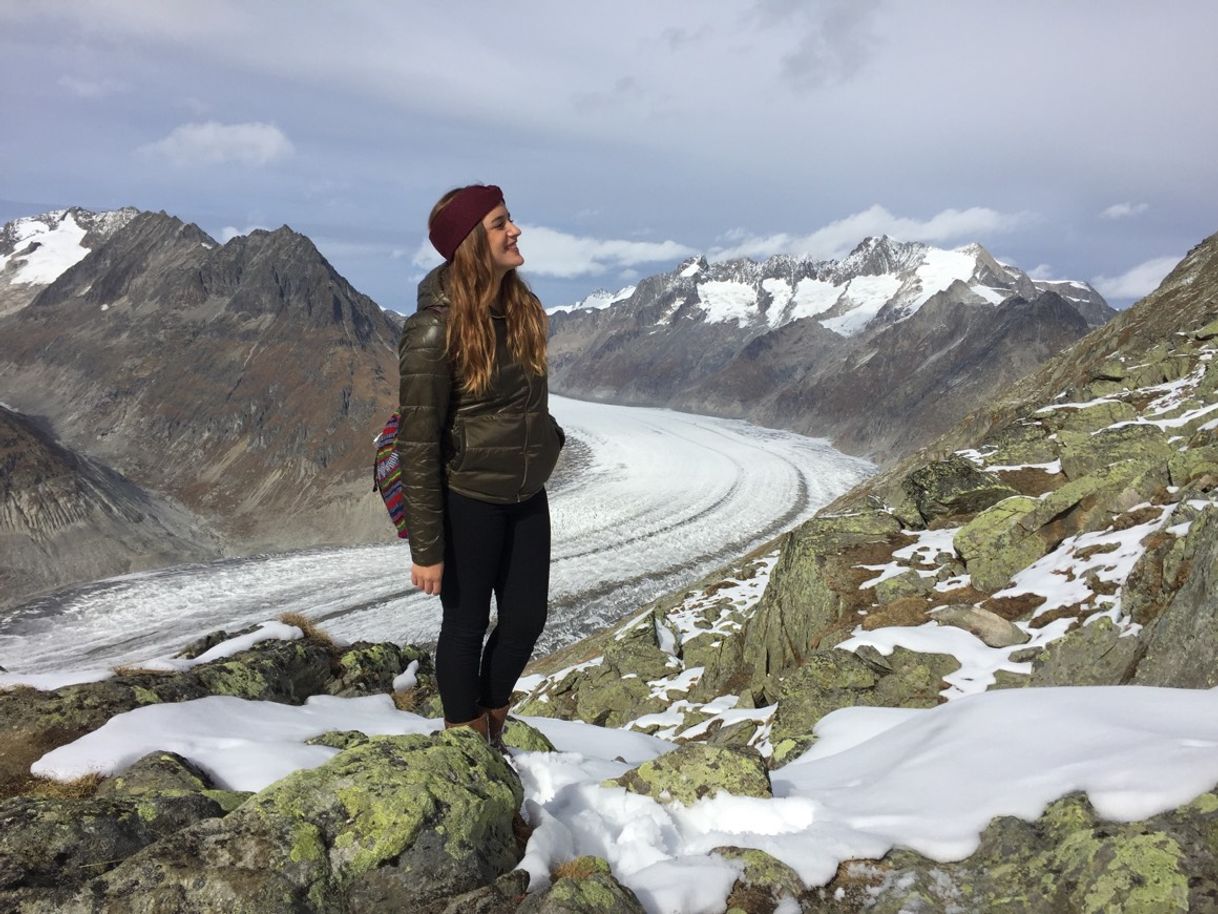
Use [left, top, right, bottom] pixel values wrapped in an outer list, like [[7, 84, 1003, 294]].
[[1028, 263, 1057, 280], [411, 225, 697, 279], [1099, 202, 1150, 220], [58, 75, 126, 98], [710, 204, 1032, 262], [140, 122, 294, 167], [1092, 255, 1180, 300], [219, 224, 271, 242]]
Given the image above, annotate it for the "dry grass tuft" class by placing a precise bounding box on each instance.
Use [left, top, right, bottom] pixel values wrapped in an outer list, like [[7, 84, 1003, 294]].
[[112, 666, 174, 678], [12, 771, 108, 801], [278, 612, 339, 650], [0, 683, 37, 695], [550, 856, 604, 883], [391, 688, 417, 712]]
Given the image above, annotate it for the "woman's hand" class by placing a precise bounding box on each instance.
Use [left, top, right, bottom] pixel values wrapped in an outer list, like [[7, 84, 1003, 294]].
[[411, 562, 444, 596]]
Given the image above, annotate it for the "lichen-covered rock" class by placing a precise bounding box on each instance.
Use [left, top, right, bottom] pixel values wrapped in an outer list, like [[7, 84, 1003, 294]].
[[1168, 445, 1218, 487], [956, 459, 1169, 593], [953, 495, 1044, 592], [55, 730, 524, 914], [608, 743, 771, 805], [0, 790, 229, 911], [1029, 617, 1142, 686], [809, 790, 1218, 913], [743, 511, 907, 695], [902, 456, 1019, 524], [93, 750, 250, 812], [983, 419, 1061, 466], [930, 605, 1030, 648], [502, 717, 556, 752], [867, 647, 960, 710], [1058, 422, 1173, 481], [604, 614, 678, 683], [516, 857, 646, 914], [1134, 507, 1218, 688], [326, 641, 429, 697], [1037, 398, 1138, 434], [715, 847, 805, 914], [305, 730, 371, 751], [873, 569, 934, 604], [767, 651, 880, 762]]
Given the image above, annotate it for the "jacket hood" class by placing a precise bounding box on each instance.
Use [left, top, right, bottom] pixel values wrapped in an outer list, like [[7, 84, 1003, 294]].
[[416, 265, 450, 312]]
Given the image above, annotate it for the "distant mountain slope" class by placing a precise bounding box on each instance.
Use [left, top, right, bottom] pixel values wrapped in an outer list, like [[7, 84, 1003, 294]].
[[549, 236, 1114, 461], [0, 404, 220, 606], [0, 210, 402, 580]]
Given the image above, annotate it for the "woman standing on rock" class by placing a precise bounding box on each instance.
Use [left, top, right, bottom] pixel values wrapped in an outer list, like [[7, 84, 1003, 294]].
[[397, 184, 564, 741]]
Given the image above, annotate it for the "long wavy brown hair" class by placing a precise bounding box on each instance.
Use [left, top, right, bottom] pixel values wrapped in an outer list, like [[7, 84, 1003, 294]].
[[430, 187, 548, 396]]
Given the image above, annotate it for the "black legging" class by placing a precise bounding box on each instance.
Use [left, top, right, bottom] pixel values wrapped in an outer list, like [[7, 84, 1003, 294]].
[[435, 487, 550, 722]]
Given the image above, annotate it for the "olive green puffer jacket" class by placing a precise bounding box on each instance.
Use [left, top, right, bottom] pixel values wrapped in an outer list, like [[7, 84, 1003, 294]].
[[397, 266, 564, 566]]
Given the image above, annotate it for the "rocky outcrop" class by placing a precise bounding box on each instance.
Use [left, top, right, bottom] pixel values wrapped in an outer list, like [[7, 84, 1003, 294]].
[[34, 731, 523, 914], [739, 511, 908, 697], [804, 790, 1218, 913], [0, 752, 247, 911], [0, 633, 422, 796]]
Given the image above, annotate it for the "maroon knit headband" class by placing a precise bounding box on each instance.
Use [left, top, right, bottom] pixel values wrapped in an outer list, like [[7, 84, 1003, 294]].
[[428, 185, 504, 261]]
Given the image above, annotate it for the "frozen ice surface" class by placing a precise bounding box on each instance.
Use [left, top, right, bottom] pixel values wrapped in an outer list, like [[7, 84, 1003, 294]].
[[0, 396, 873, 673]]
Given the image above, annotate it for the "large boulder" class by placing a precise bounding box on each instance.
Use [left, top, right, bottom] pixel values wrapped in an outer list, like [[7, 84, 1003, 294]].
[[0, 791, 229, 912], [742, 511, 907, 695], [902, 456, 1019, 525], [953, 495, 1044, 593], [955, 460, 1169, 593], [1029, 617, 1141, 686], [1134, 507, 1218, 688], [930, 605, 1030, 648], [50, 730, 524, 914]]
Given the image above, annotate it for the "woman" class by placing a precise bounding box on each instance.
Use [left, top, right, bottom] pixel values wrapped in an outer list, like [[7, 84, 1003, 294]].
[[397, 184, 563, 741]]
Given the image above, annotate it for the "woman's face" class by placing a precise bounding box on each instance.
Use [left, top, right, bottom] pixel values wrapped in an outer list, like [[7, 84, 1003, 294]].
[[481, 204, 524, 276]]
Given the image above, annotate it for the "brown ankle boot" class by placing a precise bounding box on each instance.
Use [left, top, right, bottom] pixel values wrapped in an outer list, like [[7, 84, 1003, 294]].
[[479, 704, 510, 749], [444, 713, 490, 740]]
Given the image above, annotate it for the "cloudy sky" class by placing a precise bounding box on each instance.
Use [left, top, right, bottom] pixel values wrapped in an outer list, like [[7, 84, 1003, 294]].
[[2, 1, 1215, 312]]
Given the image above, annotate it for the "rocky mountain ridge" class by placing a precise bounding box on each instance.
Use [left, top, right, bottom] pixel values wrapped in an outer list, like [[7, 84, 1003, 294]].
[[549, 236, 1115, 461], [0, 404, 221, 600], [0, 208, 402, 607]]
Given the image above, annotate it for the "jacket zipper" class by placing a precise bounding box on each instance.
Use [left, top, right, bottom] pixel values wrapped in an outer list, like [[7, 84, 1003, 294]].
[[518, 370, 532, 501]]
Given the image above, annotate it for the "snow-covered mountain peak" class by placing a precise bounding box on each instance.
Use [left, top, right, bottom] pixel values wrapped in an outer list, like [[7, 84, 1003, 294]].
[[677, 255, 708, 278], [549, 284, 638, 315], [0, 206, 140, 313], [597, 236, 1109, 339]]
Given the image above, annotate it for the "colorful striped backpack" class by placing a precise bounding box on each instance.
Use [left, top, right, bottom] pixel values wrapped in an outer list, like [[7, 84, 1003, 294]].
[[373, 412, 409, 539]]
